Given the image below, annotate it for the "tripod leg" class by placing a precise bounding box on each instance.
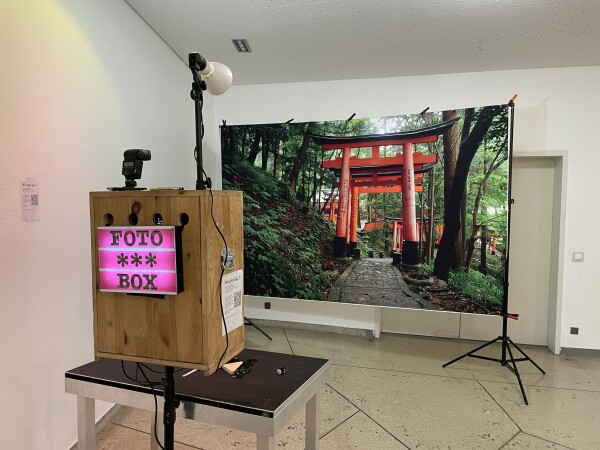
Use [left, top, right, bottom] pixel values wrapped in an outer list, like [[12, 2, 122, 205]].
[[506, 342, 528, 405], [508, 338, 545, 374], [245, 317, 273, 341], [443, 337, 502, 368]]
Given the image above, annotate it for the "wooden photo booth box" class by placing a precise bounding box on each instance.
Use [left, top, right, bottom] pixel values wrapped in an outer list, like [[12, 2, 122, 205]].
[[89, 190, 244, 375]]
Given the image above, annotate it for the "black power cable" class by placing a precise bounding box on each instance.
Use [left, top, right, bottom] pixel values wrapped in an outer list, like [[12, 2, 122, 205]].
[[136, 364, 165, 450], [121, 361, 165, 449], [201, 167, 231, 371]]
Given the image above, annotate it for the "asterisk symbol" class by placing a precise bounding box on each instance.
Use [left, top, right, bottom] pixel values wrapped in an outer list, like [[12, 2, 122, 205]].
[[145, 253, 157, 268], [116, 253, 128, 267], [131, 253, 142, 267]]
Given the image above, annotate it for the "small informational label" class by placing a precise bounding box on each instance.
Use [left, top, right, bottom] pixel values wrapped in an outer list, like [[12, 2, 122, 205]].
[[221, 270, 244, 336], [21, 178, 39, 222]]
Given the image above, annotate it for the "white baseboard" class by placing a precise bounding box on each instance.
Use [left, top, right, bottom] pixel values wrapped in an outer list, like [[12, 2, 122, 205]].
[[245, 295, 521, 345]]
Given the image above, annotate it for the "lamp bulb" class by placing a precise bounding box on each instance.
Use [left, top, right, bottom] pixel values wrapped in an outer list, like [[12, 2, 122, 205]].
[[201, 62, 233, 95]]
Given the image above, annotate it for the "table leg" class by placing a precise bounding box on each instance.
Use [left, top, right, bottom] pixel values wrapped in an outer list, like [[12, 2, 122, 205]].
[[305, 392, 321, 450], [77, 396, 95, 450], [151, 412, 165, 450], [256, 434, 275, 450]]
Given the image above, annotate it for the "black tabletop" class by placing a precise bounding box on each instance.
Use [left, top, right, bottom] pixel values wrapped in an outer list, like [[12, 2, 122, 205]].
[[65, 349, 328, 418]]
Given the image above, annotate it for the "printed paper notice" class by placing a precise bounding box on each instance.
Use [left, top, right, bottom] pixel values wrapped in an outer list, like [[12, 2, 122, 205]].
[[21, 178, 39, 222], [221, 270, 243, 336]]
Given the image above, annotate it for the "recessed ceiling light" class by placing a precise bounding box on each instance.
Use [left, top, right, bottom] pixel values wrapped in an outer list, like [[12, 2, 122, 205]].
[[232, 39, 251, 53]]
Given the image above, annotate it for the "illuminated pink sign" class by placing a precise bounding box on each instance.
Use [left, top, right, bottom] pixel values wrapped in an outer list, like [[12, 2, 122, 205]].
[[97, 226, 182, 295]]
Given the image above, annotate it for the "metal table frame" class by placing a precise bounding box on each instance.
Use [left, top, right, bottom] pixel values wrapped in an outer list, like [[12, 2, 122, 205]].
[[66, 357, 330, 450]]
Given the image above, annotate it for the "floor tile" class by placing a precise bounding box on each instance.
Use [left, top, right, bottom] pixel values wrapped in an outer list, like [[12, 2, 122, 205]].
[[481, 380, 600, 449], [112, 406, 255, 449], [394, 334, 480, 378], [502, 432, 572, 449], [328, 365, 519, 449], [462, 342, 600, 392], [96, 422, 197, 449], [245, 325, 293, 354], [111, 384, 357, 449], [320, 412, 409, 449], [284, 328, 473, 378], [568, 355, 600, 384], [271, 384, 359, 448]]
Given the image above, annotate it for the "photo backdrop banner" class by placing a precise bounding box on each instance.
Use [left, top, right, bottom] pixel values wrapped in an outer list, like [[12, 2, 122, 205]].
[[221, 104, 509, 315]]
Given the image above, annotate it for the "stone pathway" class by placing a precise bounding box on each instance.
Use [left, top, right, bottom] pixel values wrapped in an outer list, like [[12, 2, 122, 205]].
[[328, 258, 439, 309]]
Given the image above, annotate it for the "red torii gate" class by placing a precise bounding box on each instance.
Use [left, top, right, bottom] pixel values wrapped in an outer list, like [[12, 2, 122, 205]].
[[323, 184, 423, 223], [387, 217, 426, 252], [311, 119, 458, 263], [328, 167, 428, 256]]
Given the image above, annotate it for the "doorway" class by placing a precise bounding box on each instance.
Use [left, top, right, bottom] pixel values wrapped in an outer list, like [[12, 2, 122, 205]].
[[508, 155, 564, 348]]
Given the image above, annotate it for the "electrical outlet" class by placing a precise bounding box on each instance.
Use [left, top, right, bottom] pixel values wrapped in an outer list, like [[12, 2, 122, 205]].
[[570, 327, 579, 335], [264, 302, 271, 309]]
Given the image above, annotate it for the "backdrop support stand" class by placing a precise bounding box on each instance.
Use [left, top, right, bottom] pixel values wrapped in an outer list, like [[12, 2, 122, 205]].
[[442, 315, 545, 404], [245, 316, 272, 340], [441, 97, 545, 405]]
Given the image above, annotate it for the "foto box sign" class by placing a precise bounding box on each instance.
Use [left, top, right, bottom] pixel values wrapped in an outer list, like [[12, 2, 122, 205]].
[[97, 226, 183, 295]]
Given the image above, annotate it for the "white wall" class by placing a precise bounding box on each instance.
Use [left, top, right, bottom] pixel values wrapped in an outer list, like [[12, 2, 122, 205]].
[[0, 1, 215, 448], [215, 65, 600, 351]]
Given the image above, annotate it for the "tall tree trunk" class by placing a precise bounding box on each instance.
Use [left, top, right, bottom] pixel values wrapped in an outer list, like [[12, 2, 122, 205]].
[[442, 110, 465, 268], [227, 126, 236, 157], [317, 149, 325, 210], [433, 105, 504, 280], [287, 124, 311, 193], [246, 128, 262, 165], [479, 225, 488, 274], [261, 131, 269, 171], [320, 190, 334, 214], [454, 190, 466, 268], [273, 141, 278, 178], [465, 147, 506, 267], [220, 122, 229, 157], [442, 110, 460, 202], [240, 129, 248, 158], [311, 150, 318, 206], [426, 168, 436, 263], [301, 167, 306, 200]]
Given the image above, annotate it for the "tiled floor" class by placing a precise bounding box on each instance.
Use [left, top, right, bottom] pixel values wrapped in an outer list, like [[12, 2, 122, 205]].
[[96, 325, 600, 449]]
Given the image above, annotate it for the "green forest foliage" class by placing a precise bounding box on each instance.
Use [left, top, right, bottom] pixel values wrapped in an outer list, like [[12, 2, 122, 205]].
[[222, 153, 336, 299], [447, 269, 504, 306], [421, 262, 504, 306]]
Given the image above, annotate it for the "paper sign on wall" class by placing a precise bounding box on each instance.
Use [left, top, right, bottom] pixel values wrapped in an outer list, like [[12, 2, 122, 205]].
[[21, 178, 39, 222], [221, 270, 244, 336]]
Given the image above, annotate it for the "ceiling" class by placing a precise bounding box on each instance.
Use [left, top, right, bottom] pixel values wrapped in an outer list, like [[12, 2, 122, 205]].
[[125, 0, 600, 85]]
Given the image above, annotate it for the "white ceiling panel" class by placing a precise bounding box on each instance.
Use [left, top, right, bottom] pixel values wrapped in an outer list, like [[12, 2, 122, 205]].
[[125, 0, 600, 85]]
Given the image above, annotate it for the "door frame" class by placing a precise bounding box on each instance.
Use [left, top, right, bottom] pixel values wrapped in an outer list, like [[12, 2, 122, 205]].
[[514, 152, 567, 354]]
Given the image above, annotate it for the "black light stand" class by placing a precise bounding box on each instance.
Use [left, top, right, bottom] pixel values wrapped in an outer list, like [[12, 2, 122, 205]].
[[442, 97, 545, 405], [162, 366, 178, 450], [189, 52, 209, 190], [155, 53, 219, 450]]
